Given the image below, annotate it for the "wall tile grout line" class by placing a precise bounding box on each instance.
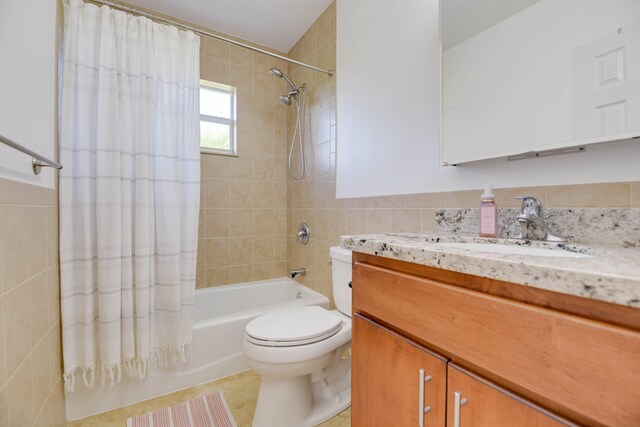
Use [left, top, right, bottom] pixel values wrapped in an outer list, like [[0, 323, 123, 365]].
[[1, 318, 60, 391]]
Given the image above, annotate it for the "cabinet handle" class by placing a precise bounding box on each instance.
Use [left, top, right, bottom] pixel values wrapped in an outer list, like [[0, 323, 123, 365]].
[[453, 391, 468, 427], [418, 369, 432, 427]]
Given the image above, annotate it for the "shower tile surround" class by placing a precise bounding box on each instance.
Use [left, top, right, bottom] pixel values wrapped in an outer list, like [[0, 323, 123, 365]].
[[191, 11, 292, 287], [0, 178, 66, 427]]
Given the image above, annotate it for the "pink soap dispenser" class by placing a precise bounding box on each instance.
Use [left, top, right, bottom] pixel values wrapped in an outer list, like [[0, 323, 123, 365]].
[[479, 184, 497, 238]]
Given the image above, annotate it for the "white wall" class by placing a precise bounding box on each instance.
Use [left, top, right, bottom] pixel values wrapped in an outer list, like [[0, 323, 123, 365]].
[[336, 0, 640, 198], [336, 0, 441, 198], [0, 0, 58, 189]]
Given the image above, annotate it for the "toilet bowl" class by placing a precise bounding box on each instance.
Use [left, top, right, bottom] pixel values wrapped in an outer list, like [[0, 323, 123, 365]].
[[243, 246, 352, 427]]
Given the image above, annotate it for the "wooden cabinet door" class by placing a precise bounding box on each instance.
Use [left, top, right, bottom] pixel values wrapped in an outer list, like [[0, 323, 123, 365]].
[[352, 314, 447, 427], [446, 364, 575, 427], [353, 261, 640, 426]]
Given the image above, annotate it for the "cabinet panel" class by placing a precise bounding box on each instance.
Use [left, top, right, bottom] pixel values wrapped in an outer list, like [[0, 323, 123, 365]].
[[352, 314, 447, 427], [353, 261, 640, 426], [446, 365, 572, 427]]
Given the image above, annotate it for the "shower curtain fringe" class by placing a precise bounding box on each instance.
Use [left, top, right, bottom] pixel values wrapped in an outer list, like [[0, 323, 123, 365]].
[[63, 343, 191, 392]]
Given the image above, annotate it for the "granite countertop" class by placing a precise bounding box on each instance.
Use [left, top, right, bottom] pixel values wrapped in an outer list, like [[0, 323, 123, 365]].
[[340, 233, 640, 308]]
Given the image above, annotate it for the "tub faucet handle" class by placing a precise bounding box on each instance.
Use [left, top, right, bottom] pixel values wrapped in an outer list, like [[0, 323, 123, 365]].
[[297, 223, 310, 244]]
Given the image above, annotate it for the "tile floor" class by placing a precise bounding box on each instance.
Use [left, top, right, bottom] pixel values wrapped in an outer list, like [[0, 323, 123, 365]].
[[66, 370, 351, 427]]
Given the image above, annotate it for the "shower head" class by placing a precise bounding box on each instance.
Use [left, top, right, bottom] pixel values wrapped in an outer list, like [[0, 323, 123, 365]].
[[270, 67, 297, 91], [269, 67, 284, 78], [279, 88, 302, 106], [270, 67, 306, 106], [279, 94, 292, 106]]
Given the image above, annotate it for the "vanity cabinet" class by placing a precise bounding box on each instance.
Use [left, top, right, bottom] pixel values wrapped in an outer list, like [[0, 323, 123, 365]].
[[352, 314, 568, 427], [352, 314, 447, 427], [351, 252, 640, 427]]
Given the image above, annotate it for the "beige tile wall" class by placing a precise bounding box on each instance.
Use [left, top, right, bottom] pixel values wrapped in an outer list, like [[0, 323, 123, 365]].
[[285, 1, 640, 306], [286, 3, 339, 302], [0, 178, 65, 427], [195, 26, 292, 288]]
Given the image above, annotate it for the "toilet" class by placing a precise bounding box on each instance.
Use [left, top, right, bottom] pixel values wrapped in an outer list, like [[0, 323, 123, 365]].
[[243, 246, 353, 427]]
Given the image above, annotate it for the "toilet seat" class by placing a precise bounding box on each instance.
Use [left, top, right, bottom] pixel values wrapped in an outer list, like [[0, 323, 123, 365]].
[[246, 306, 343, 347], [244, 310, 352, 366], [246, 327, 341, 347]]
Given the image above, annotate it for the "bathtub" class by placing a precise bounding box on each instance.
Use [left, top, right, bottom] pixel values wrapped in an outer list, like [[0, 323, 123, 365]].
[[66, 278, 329, 421]]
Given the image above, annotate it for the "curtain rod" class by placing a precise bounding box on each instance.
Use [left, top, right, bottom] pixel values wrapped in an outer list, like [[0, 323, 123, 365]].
[[88, 0, 334, 77]]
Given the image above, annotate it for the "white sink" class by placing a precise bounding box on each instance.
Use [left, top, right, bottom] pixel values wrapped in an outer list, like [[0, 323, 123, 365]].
[[438, 242, 592, 258]]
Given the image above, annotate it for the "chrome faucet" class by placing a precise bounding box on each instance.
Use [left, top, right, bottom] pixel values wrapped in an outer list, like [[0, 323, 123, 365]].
[[290, 268, 306, 279], [515, 196, 564, 242]]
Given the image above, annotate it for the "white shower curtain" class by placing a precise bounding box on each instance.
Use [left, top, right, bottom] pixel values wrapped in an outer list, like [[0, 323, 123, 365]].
[[59, 0, 201, 391]]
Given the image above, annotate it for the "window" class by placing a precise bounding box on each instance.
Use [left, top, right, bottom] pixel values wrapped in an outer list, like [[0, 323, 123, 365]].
[[200, 80, 237, 155]]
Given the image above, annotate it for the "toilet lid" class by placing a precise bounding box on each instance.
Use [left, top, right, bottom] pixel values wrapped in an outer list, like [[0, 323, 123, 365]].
[[245, 306, 342, 344]]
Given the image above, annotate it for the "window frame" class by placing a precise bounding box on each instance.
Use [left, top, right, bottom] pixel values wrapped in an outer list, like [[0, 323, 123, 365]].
[[199, 80, 237, 156]]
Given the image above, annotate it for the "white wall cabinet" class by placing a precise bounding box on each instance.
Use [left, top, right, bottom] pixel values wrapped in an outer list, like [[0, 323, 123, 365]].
[[442, 0, 640, 165]]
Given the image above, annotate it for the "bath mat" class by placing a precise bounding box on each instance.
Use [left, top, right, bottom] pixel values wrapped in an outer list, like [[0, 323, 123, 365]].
[[126, 391, 237, 427]]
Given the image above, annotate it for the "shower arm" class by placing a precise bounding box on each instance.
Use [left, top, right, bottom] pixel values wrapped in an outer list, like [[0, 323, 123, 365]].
[[281, 74, 297, 91]]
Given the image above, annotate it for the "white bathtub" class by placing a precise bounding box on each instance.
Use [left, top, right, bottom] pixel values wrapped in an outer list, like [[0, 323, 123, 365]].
[[66, 278, 329, 421]]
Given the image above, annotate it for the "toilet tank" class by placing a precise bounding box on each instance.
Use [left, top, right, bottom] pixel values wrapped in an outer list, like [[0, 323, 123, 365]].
[[329, 246, 352, 316]]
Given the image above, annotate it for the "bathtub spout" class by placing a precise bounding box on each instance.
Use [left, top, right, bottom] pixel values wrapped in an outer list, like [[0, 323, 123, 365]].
[[290, 268, 306, 279]]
